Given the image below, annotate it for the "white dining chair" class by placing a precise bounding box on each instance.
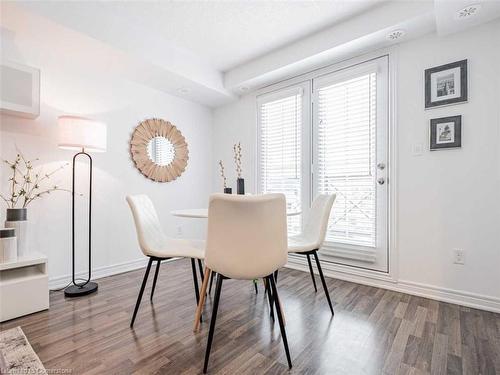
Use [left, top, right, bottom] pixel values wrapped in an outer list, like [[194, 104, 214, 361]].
[[202, 193, 291, 373], [126, 195, 205, 327], [285, 194, 336, 315]]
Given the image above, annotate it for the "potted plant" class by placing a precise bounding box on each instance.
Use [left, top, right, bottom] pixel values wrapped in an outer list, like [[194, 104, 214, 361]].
[[219, 160, 231, 194], [1, 152, 68, 257], [233, 142, 244, 195]]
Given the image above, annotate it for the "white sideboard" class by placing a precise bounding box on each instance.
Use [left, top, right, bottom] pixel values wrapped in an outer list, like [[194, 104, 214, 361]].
[[0, 252, 49, 322]]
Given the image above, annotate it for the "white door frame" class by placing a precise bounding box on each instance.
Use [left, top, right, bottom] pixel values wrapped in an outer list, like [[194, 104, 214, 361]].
[[254, 47, 399, 282]]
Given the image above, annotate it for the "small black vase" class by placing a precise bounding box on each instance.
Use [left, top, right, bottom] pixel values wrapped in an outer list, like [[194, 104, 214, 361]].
[[6, 208, 27, 221], [224, 187, 232, 194], [237, 178, 245, 195]]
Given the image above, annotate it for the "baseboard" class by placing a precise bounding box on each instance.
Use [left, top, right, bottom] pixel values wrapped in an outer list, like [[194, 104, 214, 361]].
[[48, 257, 178, 289], [49, 256, 500, 313], [286, 258, 500, 314], [395, 279, 500, 313]]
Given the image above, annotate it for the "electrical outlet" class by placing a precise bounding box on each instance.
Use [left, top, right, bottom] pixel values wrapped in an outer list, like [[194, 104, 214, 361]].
[[453, 248, 465, 265]]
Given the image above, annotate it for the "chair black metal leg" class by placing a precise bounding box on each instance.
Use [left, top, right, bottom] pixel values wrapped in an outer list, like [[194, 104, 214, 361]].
[[130, 257, 153, 327], [264, 278, 274, 320], [203, 274, 223, 374], [150, 260, 161, 301], [191, 259, 202, 323], [209, 272, 215, 294], [254, 279, 258, 294], [190, 259, 200, 304], [269, 274, 292, 369], [313, 251, 334, 315], [306, 254, 317, 292], [274, 269, 279, 283]]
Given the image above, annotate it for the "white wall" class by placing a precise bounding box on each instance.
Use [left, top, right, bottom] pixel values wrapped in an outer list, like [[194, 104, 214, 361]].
[[2, 3, 499, 311], [212, 95, 256, 193], [396, 19, 500, 300], [213, 19, 500, 310], [0, 6, 213, 285]]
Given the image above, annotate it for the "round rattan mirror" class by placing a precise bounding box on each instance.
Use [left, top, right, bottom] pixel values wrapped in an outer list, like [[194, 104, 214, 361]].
[[130, 118, 188, 182]]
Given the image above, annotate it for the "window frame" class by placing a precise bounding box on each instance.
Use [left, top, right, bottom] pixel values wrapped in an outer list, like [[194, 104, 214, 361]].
[[254, 52, 396, 278], [255, 55, 391, 268], [311, 59, 388, 257], [256, 81, 312, 227]]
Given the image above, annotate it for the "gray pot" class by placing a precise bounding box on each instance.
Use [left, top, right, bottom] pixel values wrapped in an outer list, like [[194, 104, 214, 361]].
[[6, 208, 27, 221]]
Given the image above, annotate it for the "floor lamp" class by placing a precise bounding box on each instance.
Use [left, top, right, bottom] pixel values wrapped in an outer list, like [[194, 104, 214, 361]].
[[58, 115, 107, 297]]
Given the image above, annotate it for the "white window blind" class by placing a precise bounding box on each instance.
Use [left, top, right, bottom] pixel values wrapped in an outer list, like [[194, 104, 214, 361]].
[[316, 73, 377, 247], [259, 91, 302, 235]]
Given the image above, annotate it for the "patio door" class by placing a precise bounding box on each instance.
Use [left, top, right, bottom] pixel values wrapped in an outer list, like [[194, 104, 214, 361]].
[[312, 56, 389, 272]]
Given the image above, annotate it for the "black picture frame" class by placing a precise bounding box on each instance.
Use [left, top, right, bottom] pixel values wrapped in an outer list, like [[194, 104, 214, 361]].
[[425, 60, 468, 109], [430, 115, 462, 151]]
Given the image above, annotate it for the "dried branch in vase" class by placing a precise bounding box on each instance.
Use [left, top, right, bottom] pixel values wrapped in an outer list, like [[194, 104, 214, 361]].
[[1, 151, 69, 209], [233, 142, 243, 178], [218, 160, 228, 189]]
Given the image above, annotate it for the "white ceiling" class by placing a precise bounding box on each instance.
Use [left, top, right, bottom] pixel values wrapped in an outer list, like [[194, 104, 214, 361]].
[[7, 0, 500, 107], [18, 0, 384, 72], [434, 0, 500, 35]]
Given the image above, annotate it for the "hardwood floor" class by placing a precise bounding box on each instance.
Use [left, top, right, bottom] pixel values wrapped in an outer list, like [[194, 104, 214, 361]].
[[1, 259, 499, 374]]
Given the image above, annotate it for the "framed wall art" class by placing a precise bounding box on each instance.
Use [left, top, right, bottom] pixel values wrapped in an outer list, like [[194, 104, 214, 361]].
[[430, 115, 462, 150], [425, 60, 468, 109]]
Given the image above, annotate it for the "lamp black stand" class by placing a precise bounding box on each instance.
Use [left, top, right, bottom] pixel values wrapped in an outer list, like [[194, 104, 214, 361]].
[[65, 149, 98, 297]]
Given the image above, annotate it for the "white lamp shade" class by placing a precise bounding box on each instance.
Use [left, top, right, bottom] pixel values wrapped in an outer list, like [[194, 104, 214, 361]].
[[58, 115, 107, 153]]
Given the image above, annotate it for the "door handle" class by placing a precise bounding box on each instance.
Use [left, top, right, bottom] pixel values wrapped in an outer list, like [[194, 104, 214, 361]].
[[377, 177, 385, 185]]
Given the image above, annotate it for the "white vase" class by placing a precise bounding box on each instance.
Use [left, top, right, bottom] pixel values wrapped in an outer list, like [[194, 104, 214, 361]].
[[5, 220, 29, 257], [5, 208, 29, 258], [0, 228, 17, 263]]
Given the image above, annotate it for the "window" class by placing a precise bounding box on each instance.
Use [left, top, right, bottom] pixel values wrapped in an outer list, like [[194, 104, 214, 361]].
[[257, 56, 389, 271], [257, 87, 306, 235], [315, 73, 377, 247]]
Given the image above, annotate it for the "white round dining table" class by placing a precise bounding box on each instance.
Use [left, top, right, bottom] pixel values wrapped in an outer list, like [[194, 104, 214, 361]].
[[171, 208, 301, 218]]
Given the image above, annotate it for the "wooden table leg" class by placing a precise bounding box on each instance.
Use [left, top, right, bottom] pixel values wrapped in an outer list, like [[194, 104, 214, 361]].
[[194, 267, 211, 332]]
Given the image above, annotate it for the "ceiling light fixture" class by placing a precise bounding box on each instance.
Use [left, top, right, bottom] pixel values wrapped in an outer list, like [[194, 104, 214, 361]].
[[386, 29, 406, 41], [456, 4, 482, 20]]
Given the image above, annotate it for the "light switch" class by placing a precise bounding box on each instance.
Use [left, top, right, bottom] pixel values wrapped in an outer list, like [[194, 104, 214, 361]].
[[412, 143, 423, 156]]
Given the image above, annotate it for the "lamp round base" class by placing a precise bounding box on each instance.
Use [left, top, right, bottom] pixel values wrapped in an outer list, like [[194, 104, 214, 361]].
[[64, 282, 98, 297]]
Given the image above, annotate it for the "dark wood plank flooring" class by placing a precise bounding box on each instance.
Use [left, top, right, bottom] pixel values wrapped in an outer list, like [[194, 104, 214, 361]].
[[1, 259, 499, 374]]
